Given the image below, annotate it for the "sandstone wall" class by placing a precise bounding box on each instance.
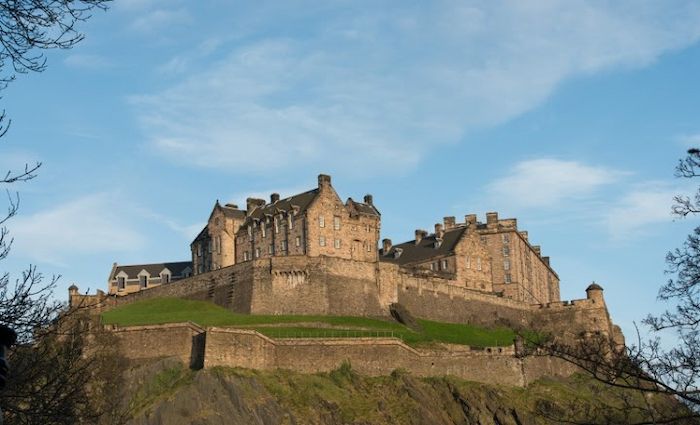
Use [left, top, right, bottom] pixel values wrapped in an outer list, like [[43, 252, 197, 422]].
[[203, 328, 578, 387], [109, 322, 205, 368]]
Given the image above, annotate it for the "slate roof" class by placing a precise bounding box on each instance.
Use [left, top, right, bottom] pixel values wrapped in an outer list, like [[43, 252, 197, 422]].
[[347, 198, 380, 216], [219, 203, 246, 219], [110, 261, 193, 280], [379, 227, 466, 266], [242, 188, 319, 226]]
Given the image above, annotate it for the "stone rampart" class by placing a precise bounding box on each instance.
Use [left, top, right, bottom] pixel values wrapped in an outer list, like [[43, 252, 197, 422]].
[[103, 321, 587, 388]]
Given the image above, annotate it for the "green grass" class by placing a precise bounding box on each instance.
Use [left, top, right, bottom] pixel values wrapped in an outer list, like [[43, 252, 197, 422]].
[[102, 297, 519, 347]]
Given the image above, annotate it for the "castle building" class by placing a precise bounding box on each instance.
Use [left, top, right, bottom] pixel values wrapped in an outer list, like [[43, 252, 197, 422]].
[[109, 174, 559, 304], [107, 261, 193, 295]]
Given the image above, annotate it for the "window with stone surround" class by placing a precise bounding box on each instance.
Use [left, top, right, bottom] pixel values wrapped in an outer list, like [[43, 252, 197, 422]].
[[255, 248, 260, 258], [334, 238, 341, 249], [503, 246, 509, 256], [268, 244, 273, 255], [441, 259, 448, 270], [366, 242, 371, 252], [477, 257, 482, 271], [161, 273, 170, 284], [295, 236, 301, 247], [466, 256, 471, 269], [505, 273, 512, 283], [333, 216, 341, 230], [117, 277, 125, 290], [274, 216, 280, 233], [282, 240, 288, 251], [502, 233, 510, 243], [319, 216, 325, 228], [243, 251, 249, 261], [504, 259, 510, 270], [319, 236, 326, 247], [262, 224, 266, 238], [248, 225, 252, 237], [139, 275, 147, 289]]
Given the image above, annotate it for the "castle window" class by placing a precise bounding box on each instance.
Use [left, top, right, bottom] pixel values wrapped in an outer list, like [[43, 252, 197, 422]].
[[441, 259, 448, 270], [480, 236, 487, 244], [477, 257, 482, 271], [366, 243, 371, 252], [502, 246, 510, 257], [274, 217, 279, 234], [502, 233, 510, 244], [333, 216, 341, 230], [319, 236, 326, 247], [288, 215, 294, 229], [161, 273, 170, 284], [255, 248, 260, 258], [208, 240, 212, 253], [334, 239, 341, 249], [365, 224, 369, 232], [268, 244, 273, 255], [430, 263, 435, 271], [117, 277, 125, 290], [139, 275, 147, 289], [282, 240, 288, 251], [319, 216, 325, 228], [243, 251, 249, 261], [216, 236, 221, 254], [262, 224, 266, 238], [466, 257, 471, 269], [295, 236, 301, 247], [248, 226, 252, 237], [197, 244, 202, 257], [505, 273, 512, 284], [504, 259, 510, 270]]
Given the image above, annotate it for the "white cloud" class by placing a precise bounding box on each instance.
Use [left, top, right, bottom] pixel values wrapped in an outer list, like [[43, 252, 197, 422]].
[[129, 8, 191, 33], [63, 54, 113, 70], [132, 1, 700, 175], [678, 133, 700, 148], [8, 194, 145, 265], [606, 184, 677, 239], [487, 159, 622, 209]]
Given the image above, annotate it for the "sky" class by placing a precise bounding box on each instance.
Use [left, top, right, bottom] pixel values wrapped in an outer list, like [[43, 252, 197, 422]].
[[1, 0, 700, 342]]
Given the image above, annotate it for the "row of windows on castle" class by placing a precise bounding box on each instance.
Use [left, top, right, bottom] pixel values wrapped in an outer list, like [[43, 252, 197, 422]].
[[115, 270, 189, 291], [196, 215, 376, 263]]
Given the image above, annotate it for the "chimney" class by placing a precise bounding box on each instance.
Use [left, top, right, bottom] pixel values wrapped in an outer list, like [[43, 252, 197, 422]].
[[533, 245, 541, 256], [364, 194, 373, 205], [486, 212, 498, 227], [382, 238, 392, 254], [415, 229, 427, 244], [443, 216, 456, 230], [434, 223, 444, 239], [270, 193, 280, 203], [542, 256, 550, 266], [246, 197, 265, 214], [224, 203, 239, 209], [465, 214, 477, 227], [519, 231, 528, 241], [318, 174, 332, 189]]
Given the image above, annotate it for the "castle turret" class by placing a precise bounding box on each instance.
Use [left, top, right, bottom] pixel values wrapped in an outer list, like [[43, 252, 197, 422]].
[[585, 282, 605, 304]]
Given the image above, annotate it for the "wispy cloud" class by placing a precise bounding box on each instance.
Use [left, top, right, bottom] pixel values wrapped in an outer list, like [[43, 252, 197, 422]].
[[129, 8, 191, 34], [606, 184, 678, 239], [9, 194, 146, 266], [132, 1, 700, 176], [678, 133, 700, 148], [63, 54, 113, 70], [487, 159, 623, 209]]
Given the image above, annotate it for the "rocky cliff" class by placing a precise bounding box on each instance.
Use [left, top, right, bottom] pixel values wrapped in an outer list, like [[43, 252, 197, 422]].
[[115, 358, 691, 425]]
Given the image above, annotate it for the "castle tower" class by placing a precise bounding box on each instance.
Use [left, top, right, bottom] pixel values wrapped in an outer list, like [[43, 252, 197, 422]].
[[585, 282, 605, 305]]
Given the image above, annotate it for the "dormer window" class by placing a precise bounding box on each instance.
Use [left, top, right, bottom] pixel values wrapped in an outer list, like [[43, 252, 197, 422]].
[[117, 277, 125, 290], [139, 275, 147, 288], [434, 238, 443, 249], [393, 248, 403, 259], [161, 273, 171, 284]]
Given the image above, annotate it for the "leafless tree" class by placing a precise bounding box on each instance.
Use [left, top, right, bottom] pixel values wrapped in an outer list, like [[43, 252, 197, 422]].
[[0, 1, 113, 423], [526, 149, 700, 424]]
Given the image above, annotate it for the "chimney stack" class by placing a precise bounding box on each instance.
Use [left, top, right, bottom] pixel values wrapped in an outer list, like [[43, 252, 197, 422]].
[[519, 231, 528, 241], [434, 223, 444, 239], [443, 216, 456, 230], [542, 256, 550, 266], [382, 238, 392, 254], [533, 245, 541, 256], [486, 212, 499, 227], [318, 174, 332, 189], [224, 203, 239, 209], [364, 194, 373, 205], [270, 193, 280, 203], [415, 229, 427, 244], [465, 214, 477, 227], [246, 197, 265, 214]]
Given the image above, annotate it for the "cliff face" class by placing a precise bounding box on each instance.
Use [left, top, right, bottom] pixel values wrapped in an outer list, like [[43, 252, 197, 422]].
[[117, 358, 688, 425]]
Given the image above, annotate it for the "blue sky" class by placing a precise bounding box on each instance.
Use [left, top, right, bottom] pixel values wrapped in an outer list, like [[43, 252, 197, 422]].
[[2, 1, 700, 341]]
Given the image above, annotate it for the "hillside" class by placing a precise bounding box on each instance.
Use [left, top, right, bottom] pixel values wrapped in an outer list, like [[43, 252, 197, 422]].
[[114, 358, 687, 425]]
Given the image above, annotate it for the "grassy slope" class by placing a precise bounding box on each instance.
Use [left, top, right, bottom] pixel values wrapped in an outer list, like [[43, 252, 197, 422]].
[[101, 297, 517, 347]]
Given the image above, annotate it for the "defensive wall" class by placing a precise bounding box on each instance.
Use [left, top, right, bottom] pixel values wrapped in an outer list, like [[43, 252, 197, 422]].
[[108, 323, 578, 388], [74, 255, 621, 343]]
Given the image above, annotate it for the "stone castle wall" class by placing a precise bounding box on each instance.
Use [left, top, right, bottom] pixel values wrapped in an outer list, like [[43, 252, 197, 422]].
[[108, 324, 578, 387]]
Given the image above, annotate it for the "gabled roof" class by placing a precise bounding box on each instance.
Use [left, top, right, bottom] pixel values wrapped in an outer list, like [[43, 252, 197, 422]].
[[379, 227, 467, 266], [110, 261, 193, 280], [346, 198, 380, 217], [243, 188, 319, 226], [193, 225, 209, 243]]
